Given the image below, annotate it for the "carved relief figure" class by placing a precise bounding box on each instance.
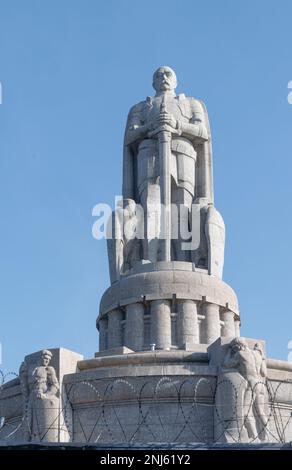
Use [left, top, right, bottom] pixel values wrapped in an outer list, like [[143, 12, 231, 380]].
[[223, 338, 269, 441], [107, 198, 141, 282], [19, 350, 60, 441]]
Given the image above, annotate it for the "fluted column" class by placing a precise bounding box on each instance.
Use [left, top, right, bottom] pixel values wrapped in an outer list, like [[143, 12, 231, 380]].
[[107, 309, 123, 349], [125, 302, 145, 351], [177, 300, 199, 349], [234, 319, 241, 337], [150, 300, 171, 350], [222, 309, 235, 337], [98, 317, 108, 351], [202, 302, 221, 344]]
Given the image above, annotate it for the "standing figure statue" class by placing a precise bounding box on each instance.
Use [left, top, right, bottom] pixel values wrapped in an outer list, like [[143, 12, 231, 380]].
[[19, 350, 60, 442], [117, 66, 224, 273], [107, 66, 226, 281], [223, 338, 269, 442]]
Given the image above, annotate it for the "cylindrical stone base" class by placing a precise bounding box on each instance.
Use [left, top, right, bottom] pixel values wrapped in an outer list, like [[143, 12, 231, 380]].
[[222, 310, 235, 337], [107, 309, 123, 349], [202, 302, 221, 344], [150, 300, 171, 350], [177, 300, 199, 349], [125, 303, 145, 351], [98, 317, 108, 351], [234, 319, 241, 337]]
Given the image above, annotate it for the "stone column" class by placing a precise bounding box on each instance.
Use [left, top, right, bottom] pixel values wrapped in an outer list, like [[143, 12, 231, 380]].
[[177, 300, 199, 349], [202, 302, 221, 344], [125, 302, 145, 351], [221, 309, 235, 337], [150, 300, 171, 350], [234, 319, 241, 337], [98, 317, 108, 351], [107, 309, 123, 349]]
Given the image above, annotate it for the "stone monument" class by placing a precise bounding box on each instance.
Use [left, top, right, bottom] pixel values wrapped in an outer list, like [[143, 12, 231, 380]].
[[103, 66, 234, 355], [1, 67, 292, 446], [19, 350, 60, 442]]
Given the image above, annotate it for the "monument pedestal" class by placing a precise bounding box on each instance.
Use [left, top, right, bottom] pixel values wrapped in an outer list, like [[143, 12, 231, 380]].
[[1, 343, 292, 444], [1, 66, 292, 447], [97, 262, 240, 353]]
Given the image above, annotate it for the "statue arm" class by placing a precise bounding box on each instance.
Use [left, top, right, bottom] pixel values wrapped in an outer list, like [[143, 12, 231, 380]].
[[123, 102, 149, 199], [124, 103, 149, 146], [47, 367, 59, 397], [178, 99, 209, 142], [125, 124, 149, 146]]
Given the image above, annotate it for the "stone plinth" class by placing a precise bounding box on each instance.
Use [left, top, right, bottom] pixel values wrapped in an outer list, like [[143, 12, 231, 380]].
[[1, 346, 292, 444], [97, 263, 239, 353], [0, 348, 83, 443]]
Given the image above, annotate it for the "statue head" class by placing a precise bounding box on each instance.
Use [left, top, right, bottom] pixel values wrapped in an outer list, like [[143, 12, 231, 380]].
[[230, 337, 247, 353], [152, 66, 177, 93], [41, 349, 52, 367], [254, 342, 264, 356]]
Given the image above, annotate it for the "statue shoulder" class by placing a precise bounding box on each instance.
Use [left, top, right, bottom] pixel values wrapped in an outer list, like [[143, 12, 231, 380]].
[[177, 94, 207, 118], [47, 366, 59, 385], [128, 99, 149, 117], [187, 96, 207, 114]]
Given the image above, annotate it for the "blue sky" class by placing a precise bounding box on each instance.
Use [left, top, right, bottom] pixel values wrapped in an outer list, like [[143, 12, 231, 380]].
[[0, 0, 292, 373]]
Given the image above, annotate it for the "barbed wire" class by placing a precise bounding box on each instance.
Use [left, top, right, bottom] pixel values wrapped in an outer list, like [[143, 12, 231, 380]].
[[0, 369, 19, 433], [0, 371, 292, 444]]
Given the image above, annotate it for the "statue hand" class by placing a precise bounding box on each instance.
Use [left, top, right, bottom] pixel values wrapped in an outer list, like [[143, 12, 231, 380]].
[[148, 123, 181, 138], [156, 112, 177, 129]]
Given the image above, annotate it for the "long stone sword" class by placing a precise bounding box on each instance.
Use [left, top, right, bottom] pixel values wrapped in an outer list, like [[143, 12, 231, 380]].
[[158, 95, 172, 262], [148, 94, 173, 262]]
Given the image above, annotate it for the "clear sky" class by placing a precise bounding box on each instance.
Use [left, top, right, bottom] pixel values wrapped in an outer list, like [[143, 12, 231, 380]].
[[0, 0, 292, 374]]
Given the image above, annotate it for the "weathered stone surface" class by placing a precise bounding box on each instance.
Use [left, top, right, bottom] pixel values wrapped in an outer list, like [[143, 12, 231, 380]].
[[107, 66, 225, 283], [99, 268, 239, 316], [2, 67, 292, 447], [1, 347, 292, 444], [0, 348, 83, 443]]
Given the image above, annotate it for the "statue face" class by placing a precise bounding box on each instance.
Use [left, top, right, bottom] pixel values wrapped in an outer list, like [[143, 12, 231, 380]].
[[42, 355, 51, 367], [254, 343, 263, 355], [153, 66, 177, 93], [231, 338, 247, 353]]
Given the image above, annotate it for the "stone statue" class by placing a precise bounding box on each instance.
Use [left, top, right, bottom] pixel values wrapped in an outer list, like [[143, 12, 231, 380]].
[[205, 206, 225, 279], [223, 338, 269, 441], [19, 349, 60, 442], [107, 66, 225, 281], [107, 198, 142, 283]]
